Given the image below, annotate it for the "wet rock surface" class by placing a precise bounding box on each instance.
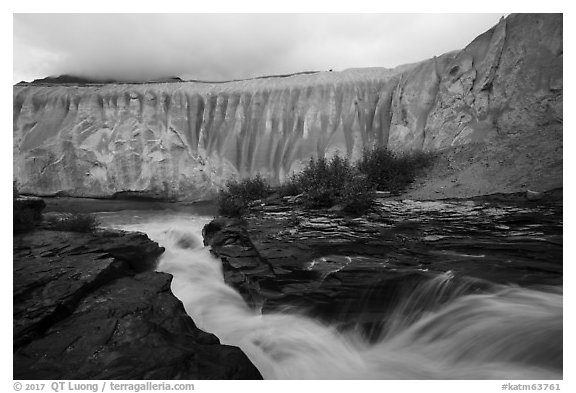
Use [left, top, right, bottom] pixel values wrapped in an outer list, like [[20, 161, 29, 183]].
[[14, 229, 262, 380], [204, 190, 562, 338]]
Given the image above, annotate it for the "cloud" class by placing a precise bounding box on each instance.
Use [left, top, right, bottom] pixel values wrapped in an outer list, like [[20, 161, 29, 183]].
[[13, 13, 504, 83]]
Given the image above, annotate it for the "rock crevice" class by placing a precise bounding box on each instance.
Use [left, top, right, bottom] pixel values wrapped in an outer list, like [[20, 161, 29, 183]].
[[14, 229, 262, 380]]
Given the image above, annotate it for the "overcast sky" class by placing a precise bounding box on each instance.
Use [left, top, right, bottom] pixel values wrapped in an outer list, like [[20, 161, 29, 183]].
[[13, 13, 504, 84]]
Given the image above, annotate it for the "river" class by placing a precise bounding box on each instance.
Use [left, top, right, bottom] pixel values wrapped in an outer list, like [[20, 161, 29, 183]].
[[44, 198, 562, 379]]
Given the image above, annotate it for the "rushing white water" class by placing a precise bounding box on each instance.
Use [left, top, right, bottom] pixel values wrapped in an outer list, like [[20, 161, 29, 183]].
[[98, 211, 563, 380]]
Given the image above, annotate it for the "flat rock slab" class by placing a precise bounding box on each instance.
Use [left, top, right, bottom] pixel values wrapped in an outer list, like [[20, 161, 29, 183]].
[[14, 229, 262, 380]]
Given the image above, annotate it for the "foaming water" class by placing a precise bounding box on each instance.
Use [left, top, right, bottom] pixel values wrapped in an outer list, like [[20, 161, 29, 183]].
[[98, 211, 562, 380]]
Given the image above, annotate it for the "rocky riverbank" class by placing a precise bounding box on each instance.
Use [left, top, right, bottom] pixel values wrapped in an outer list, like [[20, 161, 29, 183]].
[[13, 200, 262, 379], [203, 190, 562, 339]]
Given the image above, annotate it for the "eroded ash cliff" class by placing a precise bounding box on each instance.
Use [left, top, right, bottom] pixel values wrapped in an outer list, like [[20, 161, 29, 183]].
[[13, 14, 562, 200]]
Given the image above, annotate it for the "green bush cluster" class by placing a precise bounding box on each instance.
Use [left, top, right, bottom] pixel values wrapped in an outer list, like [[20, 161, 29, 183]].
[[47, 213, 100, 233], [218, 174, 270, 216], [287, 155, 374, 212], [357, 148, 435, 193], [217, 147, 434, 216]]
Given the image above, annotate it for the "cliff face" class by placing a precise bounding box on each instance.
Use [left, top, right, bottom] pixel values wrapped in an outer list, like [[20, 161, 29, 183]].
[[13, 14, 562, 201]]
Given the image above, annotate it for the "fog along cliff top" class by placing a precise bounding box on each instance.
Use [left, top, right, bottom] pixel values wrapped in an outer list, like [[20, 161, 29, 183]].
[[13, 14, 562, 201]]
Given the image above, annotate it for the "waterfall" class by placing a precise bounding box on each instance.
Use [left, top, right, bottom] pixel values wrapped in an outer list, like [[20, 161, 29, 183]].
[[98, 211, 562, 380]]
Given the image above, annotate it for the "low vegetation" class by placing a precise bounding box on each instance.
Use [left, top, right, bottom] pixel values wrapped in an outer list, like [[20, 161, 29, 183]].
[[217, 174, 270, 216], [284, 155, 375, 213], [357, 148, 435, 193], [217, 147, 434, 216]]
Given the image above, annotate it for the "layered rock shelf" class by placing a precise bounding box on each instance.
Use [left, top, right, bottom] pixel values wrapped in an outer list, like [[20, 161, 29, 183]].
[[203, 191, 562, 339], [13, 229, 262, 380], [13, 14, 562, 200]]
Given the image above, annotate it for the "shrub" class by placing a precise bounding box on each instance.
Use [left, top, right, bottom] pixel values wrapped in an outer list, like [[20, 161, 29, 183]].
[[282, 154, 375, 214], [338, 175, 375, 214], [357, 147, 434, 193], [48, 213, 100, 233], [224, 174, 270, 201], [277, 175, 301, 197], [295, 155, 350, 208], [216, 147, 434, 217], [217, 174, 271, 216]]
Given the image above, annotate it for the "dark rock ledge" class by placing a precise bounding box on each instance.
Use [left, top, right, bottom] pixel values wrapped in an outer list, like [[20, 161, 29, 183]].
[[14, 229, 262, 380], [203, 192, 562, 339]]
